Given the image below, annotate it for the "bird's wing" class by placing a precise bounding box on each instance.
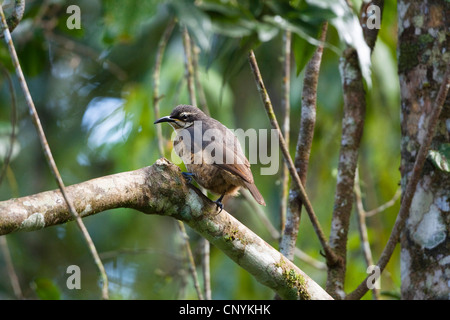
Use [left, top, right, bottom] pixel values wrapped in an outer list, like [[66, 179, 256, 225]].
[[211, 126, 254, 184], [183, 120, 255, 184], [214, 163, 253, 184]]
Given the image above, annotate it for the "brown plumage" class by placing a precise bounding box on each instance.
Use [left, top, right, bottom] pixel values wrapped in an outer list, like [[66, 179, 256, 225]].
[[154, 105, 265, 210]]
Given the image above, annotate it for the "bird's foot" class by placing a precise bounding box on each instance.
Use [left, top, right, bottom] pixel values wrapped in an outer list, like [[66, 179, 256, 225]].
[[214, 194, 225, 213], [182, 172, 195, 184]]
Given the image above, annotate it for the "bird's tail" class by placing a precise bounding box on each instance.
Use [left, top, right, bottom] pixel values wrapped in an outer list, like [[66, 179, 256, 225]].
[[244, 182, 266, 206]]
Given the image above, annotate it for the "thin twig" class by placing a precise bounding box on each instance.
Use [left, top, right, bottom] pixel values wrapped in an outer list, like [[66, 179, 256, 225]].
[[365, 189, 401, 217], [346, 65, 450, 300], [177, 221, 204, 300], [0, 236, 23, 299], [242, 190, 327, 270], [201, 237, 212, 300], [0, 67, 20, 303], [182, 26, 197, 106], [153, 18, 176, 157], [279, 30, 291, 236], [0, 5, 109, 300], [248, 50, 339, 266], [0, 64, 17, 186], [242, 189, 280, 240], [176, 268, 188, 299], [294, 248, 327, 270], [191, 40, 210, 116], [354, 169, 380, 299]]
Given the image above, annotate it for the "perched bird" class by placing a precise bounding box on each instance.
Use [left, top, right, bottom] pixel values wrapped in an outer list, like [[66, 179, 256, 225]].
[[154, 104, 265, 211]]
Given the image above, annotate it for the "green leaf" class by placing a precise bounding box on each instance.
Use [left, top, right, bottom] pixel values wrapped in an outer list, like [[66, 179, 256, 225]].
[[305, 0, 372, 86], [102, 0, 161, 44], [17, 32, 48, 77], [255, 22, 279, 42], [220, 34, 260, 100], [209, 17, 254, 39], [428, 144, 450, 172], [292, 33, 317, 75], [168, 0, 212, 51], [196, 0, 242, 16], [262, 15, 335, 52]]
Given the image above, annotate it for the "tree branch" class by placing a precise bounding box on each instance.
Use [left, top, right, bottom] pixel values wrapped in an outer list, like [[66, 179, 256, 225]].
[[0, 236, 23, 298], [0, 159, 333, 300], [280, 23, 328, 262], [0, 0, 25, 37], [326, 46, 366, 298], [326, 0, 383, 298], [279, 30, 291, 236], [359, 0, 384, 51], [182, 26, 197, 106], [354, 169, 380, 299], [365, 189, 401, 217], [242, 189, 328, 271], [191, 40, 210, 116], [177, 220, 204, 300], [0, 64, 17, 187]]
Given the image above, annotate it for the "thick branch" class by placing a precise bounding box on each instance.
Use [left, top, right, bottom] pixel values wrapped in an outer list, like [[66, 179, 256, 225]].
[[326, 47, 366, 298], [327, 0, 383, 297], [280, 23, 328, 262], [0, 158, 333, 300], [360, 0, 384, 51]]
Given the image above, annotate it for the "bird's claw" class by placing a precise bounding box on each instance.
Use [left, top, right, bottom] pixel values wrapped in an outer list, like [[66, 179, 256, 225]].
[[214, 200, 223, 213], [214, 194, 225, 213], [182, 172, 194, 184]]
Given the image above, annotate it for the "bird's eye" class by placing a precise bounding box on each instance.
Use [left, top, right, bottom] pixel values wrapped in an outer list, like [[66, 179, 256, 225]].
[[181, 114, 188, 121]]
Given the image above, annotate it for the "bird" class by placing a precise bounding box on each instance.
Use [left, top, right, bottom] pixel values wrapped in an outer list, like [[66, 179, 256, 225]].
[[154, 104, 266, 211]]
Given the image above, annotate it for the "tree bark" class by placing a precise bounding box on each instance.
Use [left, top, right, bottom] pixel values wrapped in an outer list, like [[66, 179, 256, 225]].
[[398, 0, 449, 299], [326, 46, 367, 299], [0, 158, 332, 300]]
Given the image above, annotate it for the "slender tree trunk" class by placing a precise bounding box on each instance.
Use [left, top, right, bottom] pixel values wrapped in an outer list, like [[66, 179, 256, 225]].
[[398, 0, 449, 299]]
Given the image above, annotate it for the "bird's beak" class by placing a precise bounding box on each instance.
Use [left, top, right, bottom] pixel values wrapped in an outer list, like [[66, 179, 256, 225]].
[[154, 116, 175, 124]]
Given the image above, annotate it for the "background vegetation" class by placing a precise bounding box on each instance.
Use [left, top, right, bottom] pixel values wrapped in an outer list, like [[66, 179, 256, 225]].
[[0, 0, 401, 299]]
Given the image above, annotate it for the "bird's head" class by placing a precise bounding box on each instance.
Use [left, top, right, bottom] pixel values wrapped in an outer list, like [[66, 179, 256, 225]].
[[154, 105, 207, 130]]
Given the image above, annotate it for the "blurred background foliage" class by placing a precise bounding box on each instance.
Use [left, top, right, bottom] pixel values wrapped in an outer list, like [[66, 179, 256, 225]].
[[0, 0, 401, 299]]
